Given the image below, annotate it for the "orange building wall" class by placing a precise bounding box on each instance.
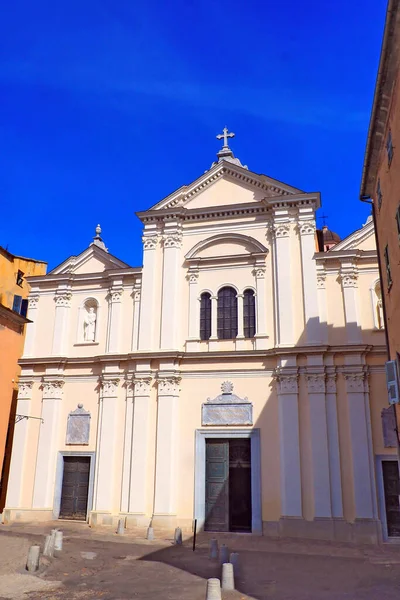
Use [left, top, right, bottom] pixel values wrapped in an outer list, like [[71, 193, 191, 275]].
[[374, 73, 400, 362], [0, 249, 47, 509]]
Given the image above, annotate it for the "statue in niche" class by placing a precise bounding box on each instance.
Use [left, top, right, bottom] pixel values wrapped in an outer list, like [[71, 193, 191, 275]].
[[83, 306, 97, 342], [375, 282, 384, 329]]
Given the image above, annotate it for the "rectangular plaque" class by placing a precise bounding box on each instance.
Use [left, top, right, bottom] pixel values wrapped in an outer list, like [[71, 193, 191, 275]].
[[66, 409, 90, 445], [202, 403, 253, 426]]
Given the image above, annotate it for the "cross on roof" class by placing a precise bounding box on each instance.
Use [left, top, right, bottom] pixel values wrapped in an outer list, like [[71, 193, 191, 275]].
[[216, 127, 235, 149], [318, 213, 329, 227]]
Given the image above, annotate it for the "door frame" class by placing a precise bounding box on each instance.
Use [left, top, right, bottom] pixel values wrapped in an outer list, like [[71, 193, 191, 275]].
[[53, 452, 96, 521], [376, 454, 400, 542], [195, 429, 262, 534]]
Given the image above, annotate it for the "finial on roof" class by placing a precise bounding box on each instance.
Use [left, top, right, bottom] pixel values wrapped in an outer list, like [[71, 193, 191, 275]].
[[212, 127, 248, 169], [92, 223, 108, 252]]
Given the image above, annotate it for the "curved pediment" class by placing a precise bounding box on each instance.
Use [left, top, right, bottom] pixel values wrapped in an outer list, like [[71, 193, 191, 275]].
[[186, 233, 268, 260]]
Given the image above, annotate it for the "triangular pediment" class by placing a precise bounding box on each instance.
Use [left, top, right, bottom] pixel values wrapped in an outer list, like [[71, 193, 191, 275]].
[[147, 161, 303, 212], [330, 218, 376, 252], [50, 244, 130, 275]]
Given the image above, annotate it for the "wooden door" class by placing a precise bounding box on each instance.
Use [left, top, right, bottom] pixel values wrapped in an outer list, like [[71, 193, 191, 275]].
[[205, 441, 229, 532], [383, 460, 400, 537], [59, 457, 90, 520]]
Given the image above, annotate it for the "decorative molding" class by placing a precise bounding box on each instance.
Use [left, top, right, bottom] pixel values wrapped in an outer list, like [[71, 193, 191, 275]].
[[298, 220, 316, 236], [66, 404, 91, 445], [133, 290, 141, 302], [305, 373, 325, 394], [326, 373, 337, 394], [17, 381, 34, 399], [41, 379, 65, 399], [133, 377, 152, 396], [100, 378, 120, 398], [202, 381, 252, 426], [317, 274, 326, 290], [343, 372, 365, 393], [273, 223, 291, 238], [28, 295, 40, 310], [187, 269, 199, 284], [109, 288, 123, 303], [163, 232, 183, 249], [54, 292, 72, 308], [340, 270, 358, 288], [275, 370, 299, 394], [142, 235, 158, 250], [253, 266, 266, 279], [157, 375, 181, 396]]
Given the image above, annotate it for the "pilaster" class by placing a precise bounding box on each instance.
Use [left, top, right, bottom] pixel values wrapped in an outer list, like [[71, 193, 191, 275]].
[[344, 369, 374, 518], [94, 377, 120, 512], [271, 216, 294, 346], [160, 226, 182, 349], [22, 295, 40, 357], [275, 366, 302, 517], [187, 269, 200, 351], [51, 289, 72, 355], [316, 270, 328, 344], [138, 232, 159, 350], [129, 375, 152, 514], [253, 264, 268, 349], [325, 369, 343, 518], [298, 213, 320, 344], [32, 378, 64, 508], [340, 266, 362, 343], [5, 381, 34, 507], [106, 284, 123, 353], [152, 373, 181, 524], [131, 288, 141, 351]]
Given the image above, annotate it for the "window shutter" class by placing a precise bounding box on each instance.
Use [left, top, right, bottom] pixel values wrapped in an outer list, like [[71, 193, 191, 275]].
[[386, 360, 400, 404], [20, 299, 28, 318], [12, 295, 22, 314]]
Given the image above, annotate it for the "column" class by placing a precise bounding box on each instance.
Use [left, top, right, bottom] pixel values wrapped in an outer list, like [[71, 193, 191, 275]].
[[120, 379, 134, 513], [52, 290, 72, 355], [128, 376, 152, 514], [276, 370, 302, 516], [5, 381, 33, 507], [187, 269, 200, 350], [325, 371, 343, 518], [254, 265, 268, 349], [316, 272, 328, 345], [209, 295, 218, 349], [106, 285, 123, 353], [340, 267, 362, 343], [32, 379, 64, 508], [152, 374, 181, 525], [298, 217, 320, 344], [22, 295, 39, 357], [93, 377, 119, 512], [131, 288, 141, 351], [160, 229, 182, 349], [306, 372, 332, 518], [138, 234, 158, 350], [272, 220, 294, 346], [344, 371, 374, 518]]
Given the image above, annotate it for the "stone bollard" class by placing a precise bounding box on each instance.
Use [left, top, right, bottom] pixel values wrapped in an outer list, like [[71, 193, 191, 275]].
[[146, 526, 154, 540], [222, 562, 235, 590], [209, 538, 219, 559], [117, 518, 125, 535], [205, 577, 221, 600], [26, 545, 40, 572], [219, 543, 229, 565], [54, 530, 63, 552], [229, 552, 239, 572], [174, 527, 182, 545], [43, 534, 54, 558]]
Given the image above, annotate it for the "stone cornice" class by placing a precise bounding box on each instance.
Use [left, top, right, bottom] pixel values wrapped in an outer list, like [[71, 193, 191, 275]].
[[26, 268, 142, 288]]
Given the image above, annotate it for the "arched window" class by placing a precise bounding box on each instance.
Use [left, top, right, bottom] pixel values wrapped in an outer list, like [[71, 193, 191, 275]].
[[243, 289, 256, 338], [200, 292, 212, 340], [217, 286, 238, 339]]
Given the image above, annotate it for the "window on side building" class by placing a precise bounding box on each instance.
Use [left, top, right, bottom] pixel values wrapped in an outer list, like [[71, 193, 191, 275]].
[[386, 130, 394, 166], [396, 205, 400, 242], [384, 245, 393, 289], [377, 179, 383, 209]]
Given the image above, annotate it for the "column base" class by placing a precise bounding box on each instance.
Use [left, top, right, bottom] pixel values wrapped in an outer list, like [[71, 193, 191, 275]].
[[186, 339, 200, 352], [262, 517, 382, 544], [254, 334, 269, 350], [2, 508, 55, 524]]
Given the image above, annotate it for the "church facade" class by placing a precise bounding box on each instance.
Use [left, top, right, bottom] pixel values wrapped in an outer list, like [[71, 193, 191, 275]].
[[4, 135, 396, 543]]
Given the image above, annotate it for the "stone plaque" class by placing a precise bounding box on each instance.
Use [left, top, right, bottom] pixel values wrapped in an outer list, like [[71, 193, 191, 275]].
[[66, 404, 90, 445], [382, 406, 398, 448], [202, 381, 253, 426]]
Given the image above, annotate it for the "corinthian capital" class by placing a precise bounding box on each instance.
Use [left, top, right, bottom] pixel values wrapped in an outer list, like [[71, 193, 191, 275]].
[[340, 269, 358, 288], [163, 232, 183, 249], [41, 379, 64, 399], [28, 295, 40, 310], [298, 220, 316, 236], [274, 369, 298, 394], [17, 380, 34, 399], [100, 378, 120, 398], [273, 223, 291, 238], [305, 373, 325, 394], [157, 375, 181, 396], [142, 235, 158, 250], [54, 292, 72, 307]]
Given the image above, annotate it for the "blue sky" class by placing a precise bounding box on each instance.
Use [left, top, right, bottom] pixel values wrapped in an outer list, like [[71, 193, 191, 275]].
[[0, 0, 387, 269]]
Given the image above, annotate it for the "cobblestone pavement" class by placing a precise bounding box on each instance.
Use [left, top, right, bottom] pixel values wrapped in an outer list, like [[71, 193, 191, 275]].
[[1, 522, 400, 599]]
